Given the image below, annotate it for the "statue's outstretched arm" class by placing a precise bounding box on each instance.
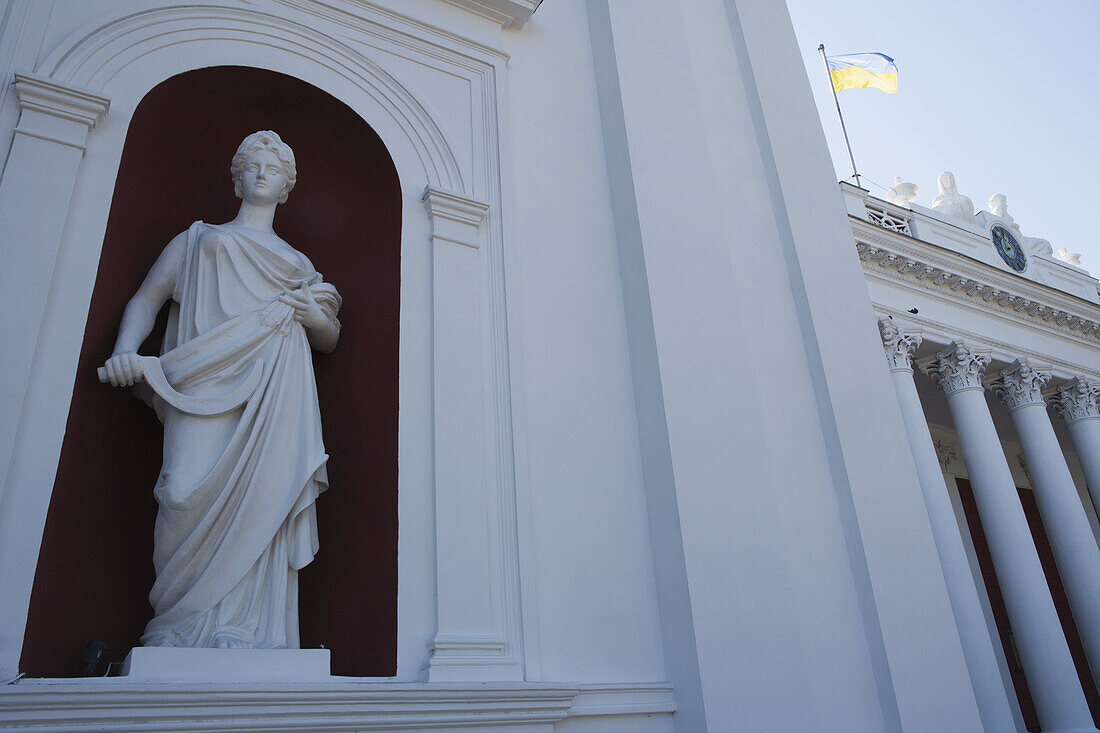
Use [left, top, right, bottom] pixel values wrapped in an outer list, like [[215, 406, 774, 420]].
[[102, 231, 186, 386]]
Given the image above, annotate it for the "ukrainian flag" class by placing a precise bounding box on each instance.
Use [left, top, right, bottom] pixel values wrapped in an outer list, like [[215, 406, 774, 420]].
[[826, 53, 898, 94]]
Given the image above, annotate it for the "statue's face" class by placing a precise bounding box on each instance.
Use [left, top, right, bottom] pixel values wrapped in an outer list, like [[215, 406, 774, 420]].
[[239, 149, 288, 206]]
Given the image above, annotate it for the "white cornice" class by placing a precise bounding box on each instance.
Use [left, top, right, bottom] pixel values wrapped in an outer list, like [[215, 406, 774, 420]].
[[440, 0, 540, 28], [853, 219, 1100, 343], [0, 681, 674, 731]]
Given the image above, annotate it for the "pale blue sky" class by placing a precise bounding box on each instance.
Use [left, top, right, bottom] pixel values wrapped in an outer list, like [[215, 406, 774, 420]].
[[785, 0, 1100, 274]]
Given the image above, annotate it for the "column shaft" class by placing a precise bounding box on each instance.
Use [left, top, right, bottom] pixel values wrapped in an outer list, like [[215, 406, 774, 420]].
[[992, 361, 1100, 688], [879, 322, 1017, 733], [1069, 417, 1100, 514], [922, 343, 1095, 732], [1051, 379, 1100, 519]]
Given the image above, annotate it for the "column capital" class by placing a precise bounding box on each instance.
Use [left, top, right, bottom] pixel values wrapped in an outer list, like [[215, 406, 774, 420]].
[[13, 72, 109, 152], [1049, 377, 1100, 425], [918, 341, 991, 396], [988, 359, 1051, 413], [878, 318, 922, 372]]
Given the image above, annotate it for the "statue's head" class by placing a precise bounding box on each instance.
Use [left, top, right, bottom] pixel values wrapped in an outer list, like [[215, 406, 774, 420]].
[[988, 193, 1007, 217], [937, 171, 957, 195], [231, 131, 297, 204]]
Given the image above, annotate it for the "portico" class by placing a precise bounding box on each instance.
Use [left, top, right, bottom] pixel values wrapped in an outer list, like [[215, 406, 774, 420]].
[[856, 181, 1100, 732]]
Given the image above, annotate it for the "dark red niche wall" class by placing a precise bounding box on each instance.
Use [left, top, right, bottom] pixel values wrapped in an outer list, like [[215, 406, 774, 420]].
[[20, 66, 400, 677]]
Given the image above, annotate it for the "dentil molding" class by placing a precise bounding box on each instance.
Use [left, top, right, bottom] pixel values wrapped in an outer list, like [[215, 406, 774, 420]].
[[855, 235, 1100, 342]]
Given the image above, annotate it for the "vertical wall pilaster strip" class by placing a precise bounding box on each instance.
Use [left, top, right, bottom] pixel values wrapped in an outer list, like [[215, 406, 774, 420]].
[[0, 72, 108, 679], [422, 187, 521, 681]]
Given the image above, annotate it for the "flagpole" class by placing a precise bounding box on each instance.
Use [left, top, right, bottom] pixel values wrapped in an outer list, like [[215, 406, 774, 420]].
[[818, 43, 862, 189]]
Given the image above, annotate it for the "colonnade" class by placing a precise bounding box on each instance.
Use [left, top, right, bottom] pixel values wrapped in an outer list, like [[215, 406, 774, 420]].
[[879, 319, 1100, 733]]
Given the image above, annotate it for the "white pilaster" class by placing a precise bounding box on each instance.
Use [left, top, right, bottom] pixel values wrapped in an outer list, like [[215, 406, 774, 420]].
[[878, 321, 1017, 733], [421, 187, 519, 681], [920, 342, 1096, 732], [1050, 378, 1100, 518], [0, 72, 109, 679], [990, 361, 1100, 686], [0, 73, 109, 503]]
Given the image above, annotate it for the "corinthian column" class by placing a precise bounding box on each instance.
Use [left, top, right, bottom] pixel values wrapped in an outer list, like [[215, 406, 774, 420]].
[[1050, 378, 1100, 518], [919, 342, 1095, 733], [990, 360, 1100, 688], [878, 321, 1017, 732]]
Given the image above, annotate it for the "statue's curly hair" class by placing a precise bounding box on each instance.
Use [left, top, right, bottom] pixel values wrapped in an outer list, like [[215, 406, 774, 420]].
[[230, 130, 297, 204]]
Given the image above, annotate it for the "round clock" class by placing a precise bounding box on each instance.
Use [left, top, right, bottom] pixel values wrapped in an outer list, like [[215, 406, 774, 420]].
[[991, 224, 1026, 272]]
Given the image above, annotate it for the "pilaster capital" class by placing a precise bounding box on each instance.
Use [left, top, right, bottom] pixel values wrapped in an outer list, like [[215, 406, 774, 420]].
[[1049, 377, 1100, 425], [422, 187, 489, 249], [918, 340, 991, 397], [878, 318, 922, 372], [13, 72, 109, 152], [987, 358, 1051, 413]]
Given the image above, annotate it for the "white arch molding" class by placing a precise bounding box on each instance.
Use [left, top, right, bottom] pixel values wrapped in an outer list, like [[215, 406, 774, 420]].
[[0, 2, 529, 684]]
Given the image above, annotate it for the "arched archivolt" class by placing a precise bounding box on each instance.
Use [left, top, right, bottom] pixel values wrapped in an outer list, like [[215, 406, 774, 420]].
[[38, 3, 465, 193]]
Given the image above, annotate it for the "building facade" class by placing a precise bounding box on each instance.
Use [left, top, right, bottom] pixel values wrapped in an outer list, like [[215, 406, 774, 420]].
[[0, 1, 1093, 731], [848, 180, 1100, 732]]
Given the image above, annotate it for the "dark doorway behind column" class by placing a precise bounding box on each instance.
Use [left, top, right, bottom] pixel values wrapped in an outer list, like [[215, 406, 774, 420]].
[[20, 66, 400, 678], [954, 477, 1100, 730]]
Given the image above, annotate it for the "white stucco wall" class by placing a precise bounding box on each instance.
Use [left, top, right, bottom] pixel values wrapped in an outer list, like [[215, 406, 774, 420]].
[[0, 1, 995, 731]]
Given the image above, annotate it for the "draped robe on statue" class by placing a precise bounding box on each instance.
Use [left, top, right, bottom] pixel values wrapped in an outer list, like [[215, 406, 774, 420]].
[[140, 221, 339, 649]]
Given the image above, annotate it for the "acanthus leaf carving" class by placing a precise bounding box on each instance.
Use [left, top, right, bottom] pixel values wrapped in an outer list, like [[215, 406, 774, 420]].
[[987, 358, 1050, 412], [918, 341, 991, 396], [1049, 377, 1100, 424]]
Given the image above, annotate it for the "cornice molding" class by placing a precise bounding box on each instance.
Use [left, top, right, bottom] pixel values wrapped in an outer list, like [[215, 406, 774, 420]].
[[12, 72, 109, 152], [0, 681, 674, 731], [854, 224, 1100, 342], [440, 0, 540, 28]]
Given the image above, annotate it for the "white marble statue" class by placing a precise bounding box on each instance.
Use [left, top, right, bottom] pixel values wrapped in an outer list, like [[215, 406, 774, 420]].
[[100, 131, 341, 650], [885, 177, 918, 206], [1058, 247, 1083, 267], [987, 193, 1019, 231], [930, 171, 975, 223]]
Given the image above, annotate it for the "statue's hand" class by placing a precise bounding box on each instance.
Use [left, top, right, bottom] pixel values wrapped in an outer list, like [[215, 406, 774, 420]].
[[101, 352, 144, 387], [278, 285, 330, 332]]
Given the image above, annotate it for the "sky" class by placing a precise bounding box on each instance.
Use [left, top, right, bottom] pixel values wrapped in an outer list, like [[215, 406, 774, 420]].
[[784, 0, 1100, 275]]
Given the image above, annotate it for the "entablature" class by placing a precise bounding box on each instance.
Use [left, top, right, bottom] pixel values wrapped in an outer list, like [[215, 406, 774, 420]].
[[853, 219, 1100, 345]]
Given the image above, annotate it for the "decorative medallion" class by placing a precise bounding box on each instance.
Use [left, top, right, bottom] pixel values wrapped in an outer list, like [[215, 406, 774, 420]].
[[991, 224, 1026, 272]]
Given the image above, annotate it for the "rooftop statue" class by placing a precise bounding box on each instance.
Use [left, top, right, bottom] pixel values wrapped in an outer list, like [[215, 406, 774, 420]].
[[930, 171, 975, 224], [987, 194, 1020, 232], [885, 177, 918, 206], [986, 193, 1053, 257], [1058, 247, 1083, 268], [99, 131, 341, 650]]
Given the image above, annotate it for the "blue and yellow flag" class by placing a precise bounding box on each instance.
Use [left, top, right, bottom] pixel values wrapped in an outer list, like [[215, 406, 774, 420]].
[[826, 53, 898, 94]]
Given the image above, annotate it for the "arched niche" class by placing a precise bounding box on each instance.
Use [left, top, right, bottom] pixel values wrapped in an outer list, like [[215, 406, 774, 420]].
[[19, 65, 401, 678]]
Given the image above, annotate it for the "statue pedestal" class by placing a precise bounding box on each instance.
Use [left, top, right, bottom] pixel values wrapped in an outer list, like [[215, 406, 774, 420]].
[[121, 647, 331, 683]]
